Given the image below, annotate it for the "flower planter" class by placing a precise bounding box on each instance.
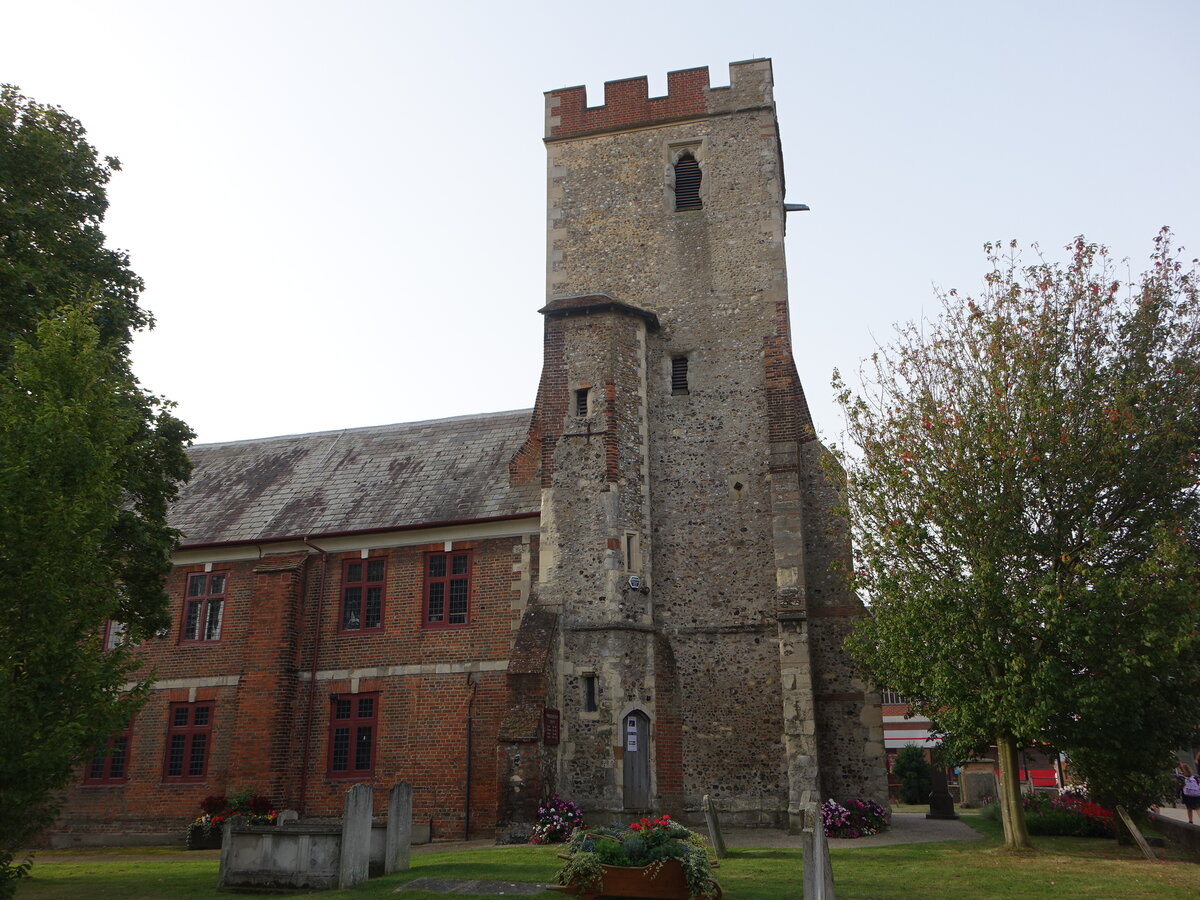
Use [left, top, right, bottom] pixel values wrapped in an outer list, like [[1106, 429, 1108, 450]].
[[186, 827, 222, 850], [551, 858, 722, 900]]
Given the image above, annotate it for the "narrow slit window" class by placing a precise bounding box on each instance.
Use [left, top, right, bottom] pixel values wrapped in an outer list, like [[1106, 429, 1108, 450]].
[[575, 388, 589, 417], [671, 355, 689, 395], [583, 674, 598, 712], [674, 153, 702, 210]]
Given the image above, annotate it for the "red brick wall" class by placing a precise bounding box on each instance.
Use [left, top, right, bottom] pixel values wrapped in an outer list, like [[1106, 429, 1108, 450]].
[[53, 535, 533, 841], [548, 67, 710, 138], [511, 320, 565, 488], [654, 634, 684, 811]]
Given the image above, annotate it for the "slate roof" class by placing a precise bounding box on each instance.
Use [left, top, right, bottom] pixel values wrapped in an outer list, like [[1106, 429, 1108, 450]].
[[169, 409, 540, 547]]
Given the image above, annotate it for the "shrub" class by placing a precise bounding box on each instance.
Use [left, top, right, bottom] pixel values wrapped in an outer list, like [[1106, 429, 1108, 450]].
[[1025, 806, 1086, 836], [529, 793, 584, 844], [245, 794, 274, 817], [189, 788, 278, 844], [894, 746, 932, 804], [821, 798, 889, 838], [556, 815, 716, 898], [981, 792, 1114, 838], [1045, 794, 1114, 838]]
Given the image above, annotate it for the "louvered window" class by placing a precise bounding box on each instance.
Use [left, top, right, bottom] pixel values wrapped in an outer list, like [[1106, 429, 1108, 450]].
[[671, 355, 689, 395], [575, 388, 589, 417], [674, 153, 702, 210]]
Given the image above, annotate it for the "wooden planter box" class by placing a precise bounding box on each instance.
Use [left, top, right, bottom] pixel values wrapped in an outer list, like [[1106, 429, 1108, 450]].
[[551, 858, 722, 900]]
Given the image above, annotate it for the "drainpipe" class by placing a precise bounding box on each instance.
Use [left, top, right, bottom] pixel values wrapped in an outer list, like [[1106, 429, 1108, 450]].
[[464, 673, 479, 840], [297, 538, 329, 815]]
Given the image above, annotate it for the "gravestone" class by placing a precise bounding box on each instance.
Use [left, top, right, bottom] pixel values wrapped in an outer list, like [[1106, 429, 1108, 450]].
[[338, 784, 372, 889], [960, 758, 998, 807], [800, 801, 835, 899], [385, 782, 413, 873], [1115, 806, 1157, 861], [927, 767, 959, 819], [702, 794, 726, 858]]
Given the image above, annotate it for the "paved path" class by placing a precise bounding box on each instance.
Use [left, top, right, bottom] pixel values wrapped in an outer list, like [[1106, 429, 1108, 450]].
[[722, 812, 982, 850], [1154, 805, 1197, 825]]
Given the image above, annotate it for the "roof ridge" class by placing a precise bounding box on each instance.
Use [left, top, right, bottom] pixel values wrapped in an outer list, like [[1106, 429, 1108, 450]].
[[190, 407, 535, 449]]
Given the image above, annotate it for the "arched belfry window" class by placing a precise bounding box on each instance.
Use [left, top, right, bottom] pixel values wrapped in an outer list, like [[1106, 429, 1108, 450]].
[[673, 153, 702, 211]]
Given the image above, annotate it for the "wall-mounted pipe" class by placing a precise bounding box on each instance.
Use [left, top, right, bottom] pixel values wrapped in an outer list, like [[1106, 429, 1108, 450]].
[[297, 538, 330, 815], [464, 672, 479, 840]]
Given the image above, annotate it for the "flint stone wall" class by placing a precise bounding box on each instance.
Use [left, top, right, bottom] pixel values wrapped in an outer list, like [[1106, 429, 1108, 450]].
[[534, 58, 887, 823]]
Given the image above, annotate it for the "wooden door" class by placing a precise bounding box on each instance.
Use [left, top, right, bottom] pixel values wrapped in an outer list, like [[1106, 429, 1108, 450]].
[[622, 711, 650, 810]]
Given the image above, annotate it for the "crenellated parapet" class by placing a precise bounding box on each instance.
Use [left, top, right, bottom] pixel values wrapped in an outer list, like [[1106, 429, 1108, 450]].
[[545, 58, 775, 139]]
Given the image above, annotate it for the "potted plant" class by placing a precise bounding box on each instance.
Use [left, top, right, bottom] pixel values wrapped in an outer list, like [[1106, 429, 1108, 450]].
[[553, 815, 721, 900], [530, 794, 585, 844], [186, 789, 278, 849], [820, 797, 889, 838]]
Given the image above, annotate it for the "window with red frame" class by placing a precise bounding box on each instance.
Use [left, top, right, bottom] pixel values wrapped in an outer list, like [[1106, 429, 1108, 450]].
[[327, 693, 378, 777], [341, 558, 385, 631], [83, 718, 133, 785], [182, 572, 226, 642], [424, 550, 471, 626], [103, 620, 127, 650], [163, 702, 213, 782]]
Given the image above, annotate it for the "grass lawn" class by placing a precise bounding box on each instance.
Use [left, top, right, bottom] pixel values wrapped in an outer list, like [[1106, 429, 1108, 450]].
[[15, 815, 1200, 899]]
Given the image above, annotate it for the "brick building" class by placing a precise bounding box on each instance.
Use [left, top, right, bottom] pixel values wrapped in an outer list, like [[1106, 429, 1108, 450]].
[[54, 59, 888, 844]]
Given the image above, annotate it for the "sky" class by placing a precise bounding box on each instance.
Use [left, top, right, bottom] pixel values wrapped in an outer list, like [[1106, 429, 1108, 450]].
[[5, 1, 1199, 446]]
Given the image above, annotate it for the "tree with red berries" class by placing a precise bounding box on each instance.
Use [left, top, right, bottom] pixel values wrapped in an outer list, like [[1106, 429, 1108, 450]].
[[836, 231, 1200, 850]]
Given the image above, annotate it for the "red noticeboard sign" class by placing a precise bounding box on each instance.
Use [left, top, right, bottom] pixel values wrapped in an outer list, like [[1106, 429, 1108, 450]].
[[543, 708, 561, 745]]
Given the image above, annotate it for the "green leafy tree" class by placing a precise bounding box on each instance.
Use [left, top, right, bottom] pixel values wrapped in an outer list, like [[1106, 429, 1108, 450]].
[[893, 745, 932, 805], [835, 232, 1200, 850], [0, 87, 191, 895], [0, 86, 147, 362]]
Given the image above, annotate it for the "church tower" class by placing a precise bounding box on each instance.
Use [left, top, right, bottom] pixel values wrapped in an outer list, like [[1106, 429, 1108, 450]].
[[503, 59, 887, 830]]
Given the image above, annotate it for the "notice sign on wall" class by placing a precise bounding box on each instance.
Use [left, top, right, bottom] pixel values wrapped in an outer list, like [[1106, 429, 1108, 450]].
[[543, 708, 561, 745]]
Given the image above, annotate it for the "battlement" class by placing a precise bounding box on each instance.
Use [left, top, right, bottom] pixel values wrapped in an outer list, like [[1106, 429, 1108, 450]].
[[545, 58, 774, 140]]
